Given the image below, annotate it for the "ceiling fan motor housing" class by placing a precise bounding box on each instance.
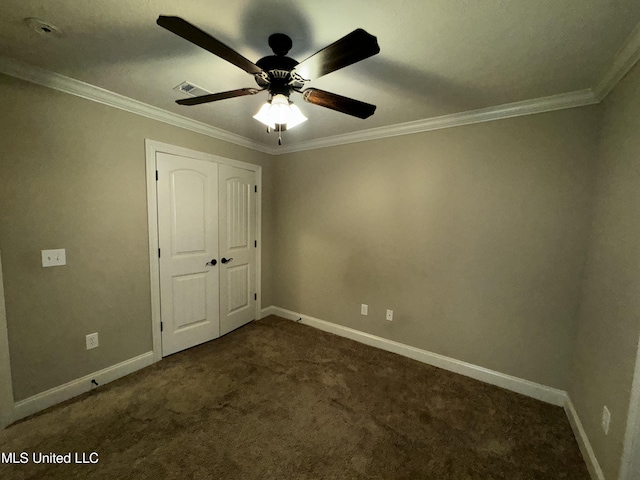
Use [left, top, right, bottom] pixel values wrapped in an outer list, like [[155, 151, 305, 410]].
[[255, 52, 305, 97]]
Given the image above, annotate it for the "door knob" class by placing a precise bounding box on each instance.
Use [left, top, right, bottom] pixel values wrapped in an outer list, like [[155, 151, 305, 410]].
[[206, 259, 217, 266], [220, 257, 233, 264]]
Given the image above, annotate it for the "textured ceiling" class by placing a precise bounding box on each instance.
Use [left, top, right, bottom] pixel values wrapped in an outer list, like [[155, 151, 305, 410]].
[[1, 0, 639, 149]]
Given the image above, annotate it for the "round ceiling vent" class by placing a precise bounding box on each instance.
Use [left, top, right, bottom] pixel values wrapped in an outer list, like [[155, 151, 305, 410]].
[[25, 18, 63, 37]]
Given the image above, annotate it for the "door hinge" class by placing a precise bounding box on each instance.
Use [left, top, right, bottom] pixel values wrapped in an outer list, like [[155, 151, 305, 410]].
[[158, 248, 161, 258], [254, 185, 257, 193], [156, 170, 158, 181], [160, 321, 163, 332], [254, 293, 257, 301], [254, 240, 257, 248]]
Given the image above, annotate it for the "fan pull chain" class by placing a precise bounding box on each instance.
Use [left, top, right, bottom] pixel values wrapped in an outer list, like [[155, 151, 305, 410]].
[[264, 125, 283, 145]]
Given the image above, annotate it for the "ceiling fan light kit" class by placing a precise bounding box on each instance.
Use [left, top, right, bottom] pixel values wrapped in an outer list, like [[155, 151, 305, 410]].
[[253, 94, 308, 130], [156, 15, 380, 144]]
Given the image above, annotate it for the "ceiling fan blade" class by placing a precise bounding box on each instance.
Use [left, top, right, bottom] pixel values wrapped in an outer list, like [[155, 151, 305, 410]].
[[301, 88, 376, 119], [157, 16, 262, 75], [176, 88, 261, 106], [296, 29, 380, 80]]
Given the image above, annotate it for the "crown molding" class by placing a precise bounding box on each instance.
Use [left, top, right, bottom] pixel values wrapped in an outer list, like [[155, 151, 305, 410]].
[[0, 56, 274, 155], [273, 89, 598, 154], [594, 21, 640, 102], [3, 20, 640, 158]]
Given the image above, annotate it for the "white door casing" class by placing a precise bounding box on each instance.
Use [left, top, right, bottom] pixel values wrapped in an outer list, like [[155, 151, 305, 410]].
[[157, 153, 220, 356], [0, 252, 15, 428], [219, 164, 257, 335], [620, 339, 640, 480]]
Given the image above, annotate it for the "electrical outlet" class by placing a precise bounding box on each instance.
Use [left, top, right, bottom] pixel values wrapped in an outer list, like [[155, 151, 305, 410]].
[[361, 304, 368, 315], [41, 248, 66, 267], [602, 406, 611, 434], [386, 309, 393, 321], [86, 332, 99, 350]]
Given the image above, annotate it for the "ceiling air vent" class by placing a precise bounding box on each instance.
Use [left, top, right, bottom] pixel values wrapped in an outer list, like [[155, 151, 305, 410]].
[[25, 18, 63, 37], [173, 81, 211, 97]]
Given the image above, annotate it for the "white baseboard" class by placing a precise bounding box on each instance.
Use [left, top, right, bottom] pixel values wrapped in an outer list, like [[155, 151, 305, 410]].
[[12, 351, 154, 422], [263, 306, 567, 406], [564, 396, 605, 480], [259, 305, 279, 319]]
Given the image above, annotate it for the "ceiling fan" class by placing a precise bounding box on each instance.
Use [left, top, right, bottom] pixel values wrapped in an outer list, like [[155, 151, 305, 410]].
[[157, 16, 380, 142]]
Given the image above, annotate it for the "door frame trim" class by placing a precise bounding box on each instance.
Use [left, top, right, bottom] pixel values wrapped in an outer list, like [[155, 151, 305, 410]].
[[0, 251, 16, 428], [620, 337, 640, 480], [144, 139, 263, 362]]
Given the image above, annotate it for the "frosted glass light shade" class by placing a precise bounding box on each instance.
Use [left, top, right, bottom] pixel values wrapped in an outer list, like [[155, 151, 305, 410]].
[[253, 103, 274, 127], [286, 104, 308, 129], [253, 94, 307, 129]]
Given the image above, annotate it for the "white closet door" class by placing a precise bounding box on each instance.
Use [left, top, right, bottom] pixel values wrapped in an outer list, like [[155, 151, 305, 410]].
[[157, 153, 220, 356], [218, 164, 257, 335]]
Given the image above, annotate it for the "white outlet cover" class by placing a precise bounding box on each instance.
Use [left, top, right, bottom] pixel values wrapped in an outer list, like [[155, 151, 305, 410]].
[[386, 309, 394, 321], [86, 332, 99, 350], [361, 304, 368, 316], [41, 248, 66, 267]]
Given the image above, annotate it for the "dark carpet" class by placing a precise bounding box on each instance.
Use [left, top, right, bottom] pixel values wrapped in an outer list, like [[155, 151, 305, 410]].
[[0, 315, 588, 479]]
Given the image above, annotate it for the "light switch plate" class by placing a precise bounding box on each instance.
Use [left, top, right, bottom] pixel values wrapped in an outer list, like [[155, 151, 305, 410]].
[[41, 249, 66, 267]]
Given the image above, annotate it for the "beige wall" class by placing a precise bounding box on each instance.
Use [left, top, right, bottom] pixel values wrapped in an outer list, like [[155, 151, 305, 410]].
[[0, 74, 273, 401], [3, 58, 639, 478], [568, 62, 640, 480], [273, 107, 599, 389]]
